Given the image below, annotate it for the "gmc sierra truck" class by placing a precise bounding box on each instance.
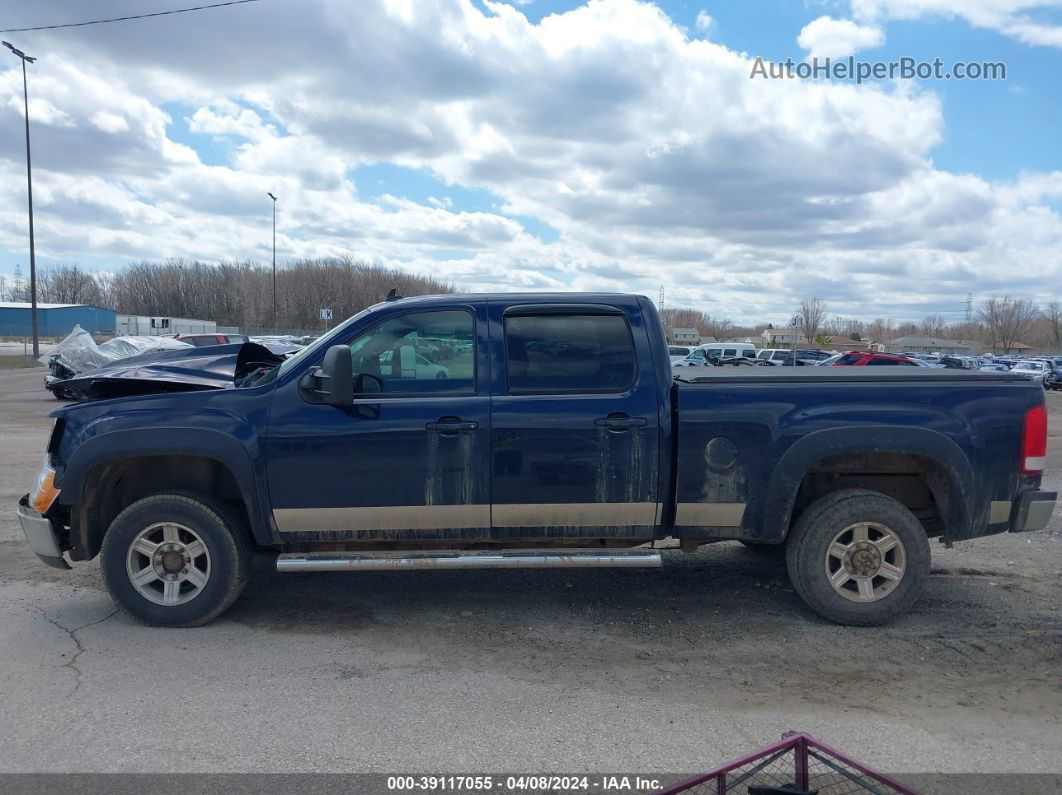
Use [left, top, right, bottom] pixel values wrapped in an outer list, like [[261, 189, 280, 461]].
[[17, 293, 1056, 627]]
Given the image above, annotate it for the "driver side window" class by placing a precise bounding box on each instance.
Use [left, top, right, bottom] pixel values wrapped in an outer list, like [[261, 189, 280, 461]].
[[348, 309, 475, 396]]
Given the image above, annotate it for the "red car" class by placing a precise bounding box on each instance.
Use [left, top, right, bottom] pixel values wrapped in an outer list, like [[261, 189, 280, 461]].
[[176, 333, 249, 347], [832, 352, 919, 366]]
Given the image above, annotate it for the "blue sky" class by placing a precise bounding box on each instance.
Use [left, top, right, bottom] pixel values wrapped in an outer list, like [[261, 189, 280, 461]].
[[0, 0, 1059, 323]]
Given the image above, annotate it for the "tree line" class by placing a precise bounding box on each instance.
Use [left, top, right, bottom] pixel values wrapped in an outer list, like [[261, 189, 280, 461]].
[[0, 257, 454, 334], [664, 295, 1062, 352], [1, 260, 1058, 350]]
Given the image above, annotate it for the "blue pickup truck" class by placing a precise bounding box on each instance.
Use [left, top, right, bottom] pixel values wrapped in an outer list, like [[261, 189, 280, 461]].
[[17, 293, 1056, 627]]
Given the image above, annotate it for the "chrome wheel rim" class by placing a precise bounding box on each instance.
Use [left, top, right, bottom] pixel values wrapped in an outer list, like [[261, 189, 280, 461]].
[[825, 521, 906, 603], [126, 522, 210, 606]]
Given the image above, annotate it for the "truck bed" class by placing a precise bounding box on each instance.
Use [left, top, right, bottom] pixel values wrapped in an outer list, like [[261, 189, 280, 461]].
[[671, 366, 1043, 543]]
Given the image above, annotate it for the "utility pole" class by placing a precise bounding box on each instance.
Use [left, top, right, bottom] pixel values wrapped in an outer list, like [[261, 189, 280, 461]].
[[267, 192, 277, 335], [4, 41, 39, 357], [965, 293, 973, 324]]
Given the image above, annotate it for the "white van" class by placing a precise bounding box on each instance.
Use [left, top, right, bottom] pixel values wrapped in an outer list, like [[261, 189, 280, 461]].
[[680, 342, 757, 365]]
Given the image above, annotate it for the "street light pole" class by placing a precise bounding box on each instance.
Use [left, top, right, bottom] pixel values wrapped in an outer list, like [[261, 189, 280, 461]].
[[4, 41, 39, 357], [267, 192, 277, 335]]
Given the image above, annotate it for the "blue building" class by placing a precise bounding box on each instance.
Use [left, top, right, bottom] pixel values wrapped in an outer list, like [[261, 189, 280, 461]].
[[0, 302, 117, 337]]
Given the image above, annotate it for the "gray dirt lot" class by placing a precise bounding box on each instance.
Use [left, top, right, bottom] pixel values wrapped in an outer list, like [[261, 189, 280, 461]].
[[0, 368, 1059, 782]]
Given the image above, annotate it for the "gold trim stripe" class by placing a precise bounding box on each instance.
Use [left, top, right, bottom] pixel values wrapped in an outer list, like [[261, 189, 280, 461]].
[[274, 502, 662, 532], [674, 502, 746, 527], [274, 505, 490, 532], [492, 502, 657, 528]]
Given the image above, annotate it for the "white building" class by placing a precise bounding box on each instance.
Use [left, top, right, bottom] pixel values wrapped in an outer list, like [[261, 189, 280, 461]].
[[116, 314, 218, 336]]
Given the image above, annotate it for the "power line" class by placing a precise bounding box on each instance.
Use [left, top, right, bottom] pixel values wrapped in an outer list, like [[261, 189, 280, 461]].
[[0, 0, 262, 34]]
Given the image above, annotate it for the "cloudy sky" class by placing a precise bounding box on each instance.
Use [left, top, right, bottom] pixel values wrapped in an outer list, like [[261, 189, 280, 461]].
[[1, 0, 1060, 324]]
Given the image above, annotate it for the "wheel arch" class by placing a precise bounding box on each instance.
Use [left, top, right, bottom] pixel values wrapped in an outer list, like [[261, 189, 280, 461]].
[[762, 426, 975, 543], [59, 428, 275, 560]]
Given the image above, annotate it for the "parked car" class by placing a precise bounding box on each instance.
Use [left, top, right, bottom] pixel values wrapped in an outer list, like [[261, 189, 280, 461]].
[[176, 333, 249, 347], [1044, 367, 1062, 391], [378, 348, 449, 379], [979, 363, 1010, 373], [1010, 359, 1050, 384], [832, 352, 919, 367], [755, 349, 808, 366], [668, 346, 692, 365], [677, 342, 757, 366], [17, 293, 1055, 629]]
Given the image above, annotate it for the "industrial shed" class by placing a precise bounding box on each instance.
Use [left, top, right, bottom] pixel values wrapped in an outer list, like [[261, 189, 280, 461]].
[[0, 302, 117, 337]]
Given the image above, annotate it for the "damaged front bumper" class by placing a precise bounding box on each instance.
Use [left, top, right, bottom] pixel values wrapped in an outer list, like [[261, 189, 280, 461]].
[[17, 494, 70, 570]]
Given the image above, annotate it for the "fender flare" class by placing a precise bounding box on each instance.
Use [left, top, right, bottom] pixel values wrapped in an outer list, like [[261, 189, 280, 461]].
[[760, 426, 976, 542], [58, 427, 276, 547]]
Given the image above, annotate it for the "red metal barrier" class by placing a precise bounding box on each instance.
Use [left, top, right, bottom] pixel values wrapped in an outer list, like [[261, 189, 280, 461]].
[[654, 731, 918, 795]]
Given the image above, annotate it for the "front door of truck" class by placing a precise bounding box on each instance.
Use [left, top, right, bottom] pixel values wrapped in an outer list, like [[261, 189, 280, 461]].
[[264, 302, 490, 542], [488, 301, 661, 540]]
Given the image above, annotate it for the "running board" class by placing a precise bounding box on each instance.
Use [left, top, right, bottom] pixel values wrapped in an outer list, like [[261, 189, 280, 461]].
[[275, 548, 663, 572]]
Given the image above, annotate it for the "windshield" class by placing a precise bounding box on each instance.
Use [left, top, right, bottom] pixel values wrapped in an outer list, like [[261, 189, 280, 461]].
[[245, 305, 378, 386]]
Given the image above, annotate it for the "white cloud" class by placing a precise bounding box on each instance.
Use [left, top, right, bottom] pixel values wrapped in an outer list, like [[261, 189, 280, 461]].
[[797, 15, 885, 58], [90, 111, 130, 134], [0, 0, 1057, 322], [851, 0, 1062, 48], [695, 10, 715, 33]]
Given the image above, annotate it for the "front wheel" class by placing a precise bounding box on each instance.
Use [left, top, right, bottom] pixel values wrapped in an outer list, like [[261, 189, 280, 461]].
[[100, 493, 252, 627], [785, 489, 930, 625]]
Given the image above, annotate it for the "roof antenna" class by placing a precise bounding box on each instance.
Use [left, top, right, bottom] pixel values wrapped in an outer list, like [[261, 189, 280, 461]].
[[385, 288, 402, 302]]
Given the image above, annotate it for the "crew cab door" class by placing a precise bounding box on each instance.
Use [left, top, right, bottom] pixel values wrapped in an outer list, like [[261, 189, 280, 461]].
[[264, 302, 490, 541], [488, 300, 661, 540]]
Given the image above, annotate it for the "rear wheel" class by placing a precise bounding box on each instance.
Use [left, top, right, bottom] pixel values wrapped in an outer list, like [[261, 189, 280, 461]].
[[100, 493, 252, 627], [785, 489, 930, 625]]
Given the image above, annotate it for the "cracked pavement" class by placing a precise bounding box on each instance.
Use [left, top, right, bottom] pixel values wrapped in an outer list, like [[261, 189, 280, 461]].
[[34, 606, 120, 696], [0, 369, 1060, 782]]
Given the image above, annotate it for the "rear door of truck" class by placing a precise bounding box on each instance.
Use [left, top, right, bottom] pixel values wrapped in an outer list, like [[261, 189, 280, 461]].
[[487, 298, 661, 540]]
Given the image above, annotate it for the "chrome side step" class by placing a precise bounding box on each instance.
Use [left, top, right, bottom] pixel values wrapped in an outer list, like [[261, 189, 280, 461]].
[[276, 548, 663, 572]]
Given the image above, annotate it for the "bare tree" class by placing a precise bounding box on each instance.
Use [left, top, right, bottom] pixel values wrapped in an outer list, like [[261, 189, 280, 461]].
[[106, 256, 454, 334], [1045, 301, 1062, 349], [979, 296, 1040, 352], [865, 317, 896, 345], [919, 315, 947, 338], [702, 316, 736, 342], [39, 264, 104, 305], [659, 307, 707, 336], [797, 298, 827, 345], [945, 321, 982, 343]]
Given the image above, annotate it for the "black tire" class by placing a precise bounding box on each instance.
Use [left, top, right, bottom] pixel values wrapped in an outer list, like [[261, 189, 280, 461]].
[[435, 371, 448, 379], [100, 493, 252, 627], [785, 489, 930, 626]]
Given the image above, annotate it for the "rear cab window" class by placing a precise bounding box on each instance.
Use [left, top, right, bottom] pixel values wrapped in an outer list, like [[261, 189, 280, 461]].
[[504, 312, 636, 394]]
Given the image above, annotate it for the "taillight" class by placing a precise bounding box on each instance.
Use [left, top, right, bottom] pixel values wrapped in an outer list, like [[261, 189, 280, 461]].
[[1021, 404, 1047, 474]]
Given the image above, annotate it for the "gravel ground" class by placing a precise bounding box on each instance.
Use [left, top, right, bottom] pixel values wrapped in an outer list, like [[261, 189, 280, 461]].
[[0, 368, 1059, 790]]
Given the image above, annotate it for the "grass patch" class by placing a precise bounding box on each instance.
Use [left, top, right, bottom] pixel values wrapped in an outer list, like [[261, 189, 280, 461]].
[[0, 356, 44, 369]]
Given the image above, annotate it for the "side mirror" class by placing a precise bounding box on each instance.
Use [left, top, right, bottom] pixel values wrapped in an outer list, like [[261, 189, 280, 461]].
[[319, 345, 353, 406], [354, 373, 383, 395]]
